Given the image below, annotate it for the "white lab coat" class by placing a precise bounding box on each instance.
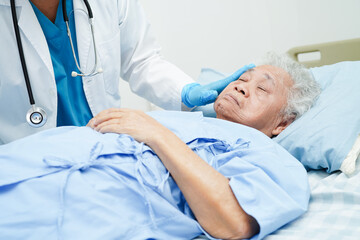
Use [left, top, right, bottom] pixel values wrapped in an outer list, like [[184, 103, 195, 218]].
[[0, 0, 194, 144]]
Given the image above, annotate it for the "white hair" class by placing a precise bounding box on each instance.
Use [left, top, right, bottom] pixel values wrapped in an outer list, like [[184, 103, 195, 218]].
[[257, 52, 321, 120]]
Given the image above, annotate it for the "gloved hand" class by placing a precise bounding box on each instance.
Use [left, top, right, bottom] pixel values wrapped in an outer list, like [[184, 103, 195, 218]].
[[181, 63, 255, 108]]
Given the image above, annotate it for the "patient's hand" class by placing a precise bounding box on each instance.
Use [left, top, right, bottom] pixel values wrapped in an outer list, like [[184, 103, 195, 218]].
[[87, 108, 170, 145], [88, 108, 259, 239]]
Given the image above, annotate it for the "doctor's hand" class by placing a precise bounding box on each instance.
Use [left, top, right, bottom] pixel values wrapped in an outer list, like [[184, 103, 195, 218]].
[[87, 108, 170, 145], [181, 63, 255, 108]]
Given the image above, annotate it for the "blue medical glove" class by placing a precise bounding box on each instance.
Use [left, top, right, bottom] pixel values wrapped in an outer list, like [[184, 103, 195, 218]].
[[181, 63, 255, 108]]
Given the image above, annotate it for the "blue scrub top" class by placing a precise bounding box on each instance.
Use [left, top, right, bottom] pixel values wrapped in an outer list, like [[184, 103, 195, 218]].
[[30, 0, 93, 126]]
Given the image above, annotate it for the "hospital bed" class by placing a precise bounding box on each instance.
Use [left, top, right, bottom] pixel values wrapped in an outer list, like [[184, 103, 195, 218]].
[[194, 38, 360, 240], [1, 38, 359, 240]]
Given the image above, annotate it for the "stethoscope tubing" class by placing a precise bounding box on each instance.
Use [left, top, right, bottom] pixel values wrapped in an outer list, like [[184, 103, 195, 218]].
[[10, 0, 35, 106], [11, 0, 47, 128]]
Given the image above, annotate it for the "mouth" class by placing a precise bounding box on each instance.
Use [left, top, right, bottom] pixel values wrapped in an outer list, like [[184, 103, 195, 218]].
[[223, 93, 240, 106]]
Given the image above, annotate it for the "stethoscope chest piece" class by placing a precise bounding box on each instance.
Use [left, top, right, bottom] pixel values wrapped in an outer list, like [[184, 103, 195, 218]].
[[26, 106, 47, 128]]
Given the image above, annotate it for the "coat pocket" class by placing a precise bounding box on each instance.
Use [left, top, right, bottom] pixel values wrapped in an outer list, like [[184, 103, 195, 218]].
[[97, 30, 121, 95]]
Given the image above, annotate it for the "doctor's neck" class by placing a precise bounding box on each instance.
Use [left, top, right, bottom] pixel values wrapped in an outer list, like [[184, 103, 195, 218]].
[[30, 0, 60, 23]]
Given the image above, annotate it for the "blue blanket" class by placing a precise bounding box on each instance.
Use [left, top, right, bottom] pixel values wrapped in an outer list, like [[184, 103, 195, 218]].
[[0, 111, 309, 240]]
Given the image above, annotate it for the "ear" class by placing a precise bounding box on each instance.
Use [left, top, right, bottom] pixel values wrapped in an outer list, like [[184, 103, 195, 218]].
[[271, 116, 295, 137]]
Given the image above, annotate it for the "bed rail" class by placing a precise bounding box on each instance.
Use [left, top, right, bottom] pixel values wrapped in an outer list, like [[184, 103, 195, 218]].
[[287, 38, 360, 67]]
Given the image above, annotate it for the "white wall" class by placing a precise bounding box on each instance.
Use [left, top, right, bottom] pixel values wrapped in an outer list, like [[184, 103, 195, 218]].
[[119, 0, 360, 110]]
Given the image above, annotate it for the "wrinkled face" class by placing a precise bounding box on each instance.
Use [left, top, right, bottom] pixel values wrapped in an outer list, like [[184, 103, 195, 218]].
[[214, 65, 294, 137]]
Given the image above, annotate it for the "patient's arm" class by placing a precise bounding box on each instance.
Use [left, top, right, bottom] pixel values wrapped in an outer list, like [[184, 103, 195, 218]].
[[88, 108, 259, 239]]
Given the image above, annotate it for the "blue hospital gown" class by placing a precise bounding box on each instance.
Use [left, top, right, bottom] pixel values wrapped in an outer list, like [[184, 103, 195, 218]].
[[0, 111, 309, 240]]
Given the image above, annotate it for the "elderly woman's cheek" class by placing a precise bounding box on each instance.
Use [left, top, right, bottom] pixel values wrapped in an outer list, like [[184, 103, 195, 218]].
[[214, 99, 231, 119], [213, 101, 223, 116]]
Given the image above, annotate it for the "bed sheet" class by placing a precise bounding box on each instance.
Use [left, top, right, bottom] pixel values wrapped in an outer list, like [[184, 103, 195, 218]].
[[265, 155, 360, 240], [194, 155, 360, 240]]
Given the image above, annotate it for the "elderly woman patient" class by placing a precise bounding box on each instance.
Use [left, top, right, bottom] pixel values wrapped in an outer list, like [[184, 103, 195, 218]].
[[0, 53, 320, 240]]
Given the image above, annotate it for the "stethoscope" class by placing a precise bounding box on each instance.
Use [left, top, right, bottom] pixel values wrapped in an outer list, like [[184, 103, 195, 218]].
[[10, 0, 102, 128]]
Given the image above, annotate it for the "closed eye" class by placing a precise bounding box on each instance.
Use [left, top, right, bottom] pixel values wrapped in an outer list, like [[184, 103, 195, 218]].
[[258, 86, 266, 92]]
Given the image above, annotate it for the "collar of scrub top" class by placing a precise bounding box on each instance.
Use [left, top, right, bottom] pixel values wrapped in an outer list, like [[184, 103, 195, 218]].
[[62, 0, 103, 77]]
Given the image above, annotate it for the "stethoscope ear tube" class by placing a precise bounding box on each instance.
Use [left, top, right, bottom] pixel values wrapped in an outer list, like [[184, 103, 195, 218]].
[[11, 0, 47, 128], [62, 0, 69, 22], [62, 0, 93, 21], [63, 0, 101, 78]]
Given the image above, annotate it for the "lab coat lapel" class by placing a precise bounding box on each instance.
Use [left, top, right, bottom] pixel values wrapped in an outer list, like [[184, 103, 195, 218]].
[[16, 0, 54, 77], [73, 0, 92, 74]]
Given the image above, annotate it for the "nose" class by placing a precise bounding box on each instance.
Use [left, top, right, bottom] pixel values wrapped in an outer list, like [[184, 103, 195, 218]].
[[234, 83, 249, 97]]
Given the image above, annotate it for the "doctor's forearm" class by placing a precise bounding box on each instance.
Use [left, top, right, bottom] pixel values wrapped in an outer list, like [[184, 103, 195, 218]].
[[147, 131, 259, 239]]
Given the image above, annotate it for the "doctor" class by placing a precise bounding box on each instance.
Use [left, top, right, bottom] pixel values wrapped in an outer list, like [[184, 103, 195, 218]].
[[0, 0, 253, 144]]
